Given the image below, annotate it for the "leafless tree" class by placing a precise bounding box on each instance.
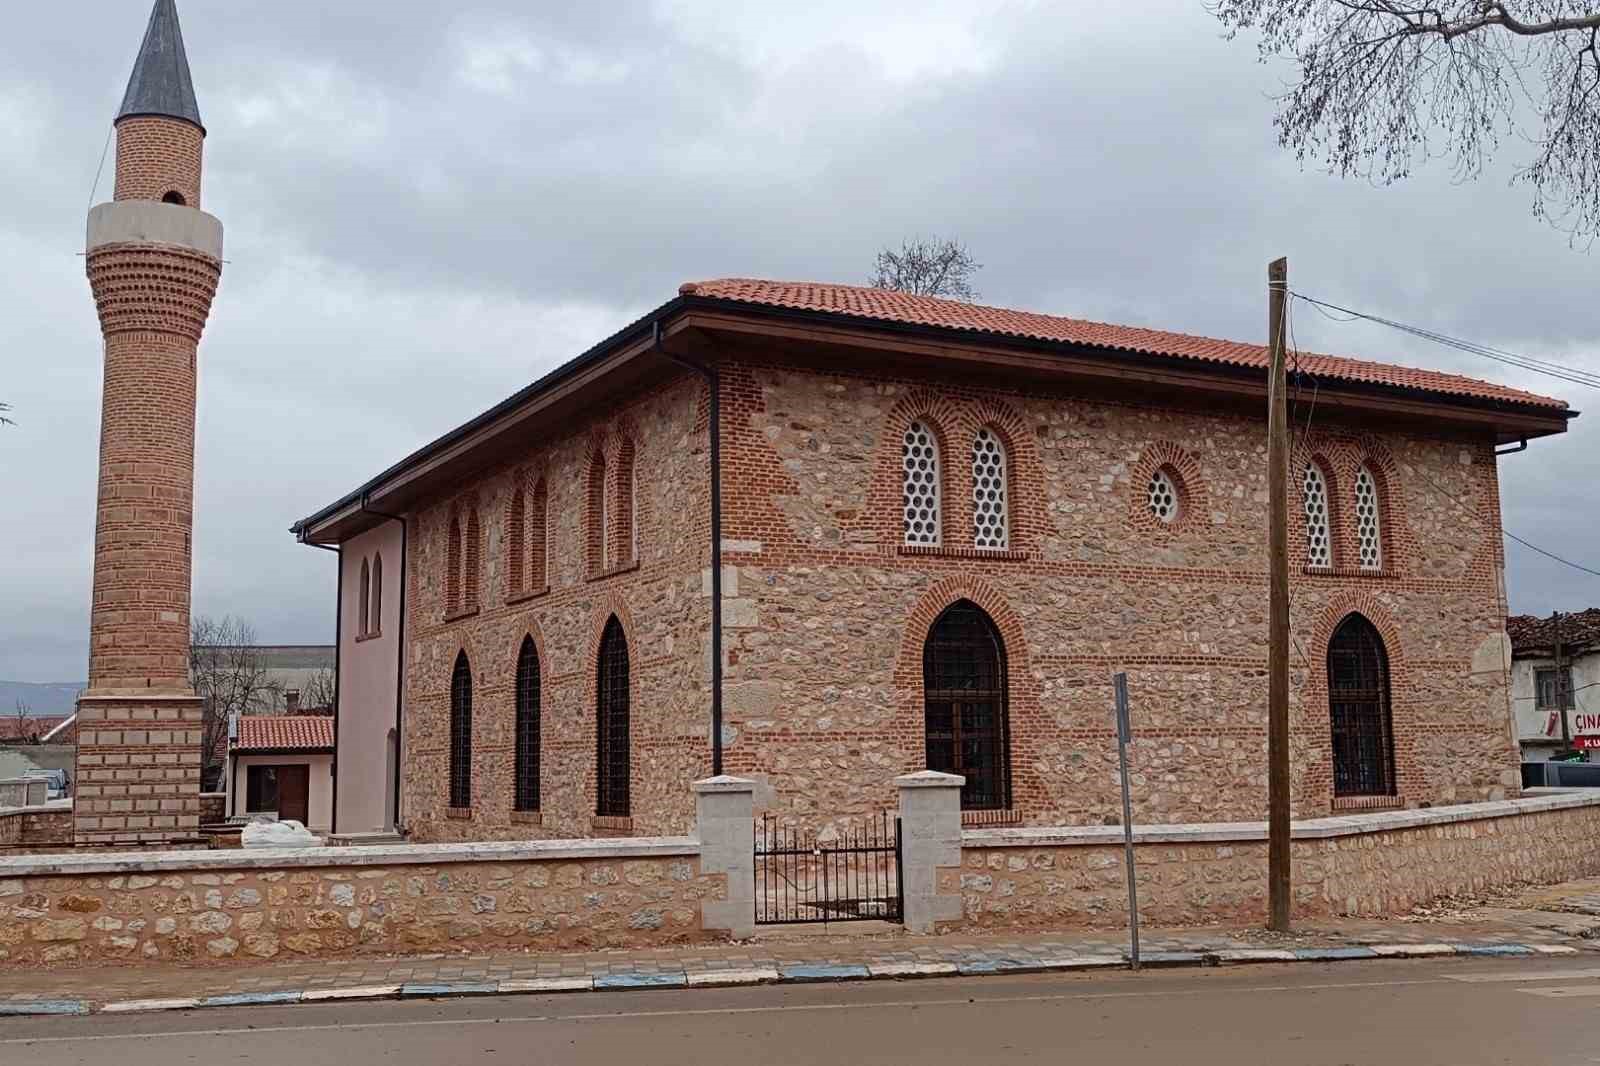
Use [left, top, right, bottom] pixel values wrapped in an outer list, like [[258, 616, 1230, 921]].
[[1211, 2, 1600, 240], [301, 667, 337, 714], [7, 700, 45, 744], [191, 615, 281, 792], [870, 237, 983, 299], [0, 401, 12, 427]]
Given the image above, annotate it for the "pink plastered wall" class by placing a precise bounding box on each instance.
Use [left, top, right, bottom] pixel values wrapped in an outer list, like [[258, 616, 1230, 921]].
[[338, 521, 403, 834]]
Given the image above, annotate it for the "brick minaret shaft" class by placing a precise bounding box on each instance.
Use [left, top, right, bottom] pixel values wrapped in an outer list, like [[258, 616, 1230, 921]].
[[75, 0, 222, 845]]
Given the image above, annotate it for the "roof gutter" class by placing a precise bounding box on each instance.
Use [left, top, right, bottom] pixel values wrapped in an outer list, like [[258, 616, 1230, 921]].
[[649, 321, 725, 777]]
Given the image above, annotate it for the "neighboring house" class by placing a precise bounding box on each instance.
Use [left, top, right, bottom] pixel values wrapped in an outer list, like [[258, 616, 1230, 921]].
[[292, 279, 1571, 842], [1507, 610, 1600, 760], [225, 716, 334, 832]]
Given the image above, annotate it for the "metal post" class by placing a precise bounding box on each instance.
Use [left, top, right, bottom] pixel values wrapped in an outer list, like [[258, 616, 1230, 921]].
[[1113, 671, 1141, 970], [1266, 256, 1293, 932]]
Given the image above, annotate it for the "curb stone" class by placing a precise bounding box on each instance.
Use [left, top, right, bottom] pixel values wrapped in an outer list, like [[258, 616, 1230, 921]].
[[18, 940, 1572, 1017]]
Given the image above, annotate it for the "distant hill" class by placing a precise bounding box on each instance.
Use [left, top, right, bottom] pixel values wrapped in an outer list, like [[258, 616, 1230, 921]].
[[0, 681, 83, 717]]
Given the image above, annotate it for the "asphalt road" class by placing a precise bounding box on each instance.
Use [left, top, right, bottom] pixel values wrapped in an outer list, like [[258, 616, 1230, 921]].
[[5, 956, 1599, 1065]]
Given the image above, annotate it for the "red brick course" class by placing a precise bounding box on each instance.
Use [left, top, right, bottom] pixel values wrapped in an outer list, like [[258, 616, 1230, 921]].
[[113, 117, 203, 207]]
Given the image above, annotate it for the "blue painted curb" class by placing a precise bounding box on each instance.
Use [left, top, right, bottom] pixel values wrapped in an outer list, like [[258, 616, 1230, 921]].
[[0, 1000, 91, 1016], [778, 964, 873, 983], [1134, 951, 1215, 967], [1292, 947, 1380, 962], [593, 972, 689, 990], [955, 957, 1048, 976], [198, 992, 304, 1008], [399, 982, 500, 998], [1453, 944, 1536, 957]]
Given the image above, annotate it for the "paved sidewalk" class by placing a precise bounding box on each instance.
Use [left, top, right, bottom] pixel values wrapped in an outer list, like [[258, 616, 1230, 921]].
[[0, 902, 1590, 1017]]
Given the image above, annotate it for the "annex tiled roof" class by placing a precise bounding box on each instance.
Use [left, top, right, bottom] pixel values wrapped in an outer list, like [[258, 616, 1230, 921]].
[[681, 279, 1567, 411], [234, 715, 333, 753], [1507, 609, 1600, 656]]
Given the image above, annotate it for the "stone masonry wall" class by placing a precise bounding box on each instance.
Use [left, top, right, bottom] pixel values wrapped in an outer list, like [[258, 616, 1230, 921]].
[[714, 356, 1517, 829], [402, 374, 713, 842], [954, 797, 1600, 930], [0, 846, 714, 966], [0, 809, 74, 852]]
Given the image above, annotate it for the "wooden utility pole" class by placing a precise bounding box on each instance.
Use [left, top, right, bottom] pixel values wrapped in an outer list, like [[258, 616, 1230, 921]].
[[1267, 257, 1292, 932], [1555, 611, 1573, 754]]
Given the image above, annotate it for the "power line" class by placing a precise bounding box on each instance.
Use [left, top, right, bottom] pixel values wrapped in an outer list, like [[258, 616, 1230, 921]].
[[1291, 292, 1600, 390]]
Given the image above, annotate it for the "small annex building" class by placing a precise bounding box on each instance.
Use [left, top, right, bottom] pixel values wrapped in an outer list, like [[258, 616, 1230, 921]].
[[293, 280, 1572, 841], [225, 715, 334, 832]]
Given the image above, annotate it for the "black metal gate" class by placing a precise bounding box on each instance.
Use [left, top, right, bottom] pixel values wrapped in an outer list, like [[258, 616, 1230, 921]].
[[754, 812, 903, 925]]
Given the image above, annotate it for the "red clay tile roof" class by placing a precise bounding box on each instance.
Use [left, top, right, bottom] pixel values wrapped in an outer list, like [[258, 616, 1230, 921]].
[[1507, 610, 1600, 656], [682, 279, 1568, 412], [235, 715, 333, 752]]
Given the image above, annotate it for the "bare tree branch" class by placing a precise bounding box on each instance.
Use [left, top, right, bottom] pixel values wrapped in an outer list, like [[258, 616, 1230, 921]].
[[1211, 0, 1600, 240], [870, 237, 983, 300], [191, 615, 282, 792]]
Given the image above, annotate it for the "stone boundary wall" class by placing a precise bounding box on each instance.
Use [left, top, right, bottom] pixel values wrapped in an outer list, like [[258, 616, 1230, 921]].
[[0, 837, 712, 965], [952, 790, 1600, 929], [0, 805, 74, 851]]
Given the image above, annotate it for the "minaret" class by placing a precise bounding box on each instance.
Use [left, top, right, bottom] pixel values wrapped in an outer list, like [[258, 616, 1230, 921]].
[[76, 0, 222, 845]]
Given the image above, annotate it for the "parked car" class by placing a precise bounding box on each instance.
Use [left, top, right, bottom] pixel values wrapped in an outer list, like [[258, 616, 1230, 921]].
[[22, 767, 69, 800]]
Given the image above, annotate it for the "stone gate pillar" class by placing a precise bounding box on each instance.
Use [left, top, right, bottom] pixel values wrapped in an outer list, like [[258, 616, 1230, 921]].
[[897, 770, 965, 934], [694, 775, 755, 940]]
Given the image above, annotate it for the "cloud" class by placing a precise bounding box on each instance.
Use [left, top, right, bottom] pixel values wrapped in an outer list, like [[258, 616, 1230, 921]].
[[1, 0, 1595, 682]]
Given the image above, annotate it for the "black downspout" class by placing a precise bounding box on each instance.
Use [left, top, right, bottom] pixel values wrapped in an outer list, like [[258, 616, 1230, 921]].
[[361, 495, 409, 833], [303, 539, 341, 835], [652, 321, 724, 776]]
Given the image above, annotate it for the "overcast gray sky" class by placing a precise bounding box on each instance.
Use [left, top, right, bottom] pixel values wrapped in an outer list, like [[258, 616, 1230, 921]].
[[3, 1, 1596, 684]]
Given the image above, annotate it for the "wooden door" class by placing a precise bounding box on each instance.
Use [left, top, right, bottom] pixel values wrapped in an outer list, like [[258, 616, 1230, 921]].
[[277, 765, 310, 825]]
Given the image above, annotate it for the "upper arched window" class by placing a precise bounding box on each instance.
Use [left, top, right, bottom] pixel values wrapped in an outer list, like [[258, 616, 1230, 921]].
[[507, 485, 526, 594], [612, 438, 637, 567], [1147, 468, 1180, 524], [1327, 614, 1395, 797], [1354, 464, 1383, 571], [596, 616, 631, 817], [161, 191, 186, 206], [1302, 462, 1332, 568], [971, 428, 1008, 549], [449, 651, 473, 810], [528, 479, 547, 590], [446, 511, 463, 614], [923, 600, 1011, 811], [464, 508, 481, 610], [588, 451, 608, 574], [903, 420, 942, 546], [358, 557, 371, 637], [514, 635, 540, 812], [370, 552, 383, 635]]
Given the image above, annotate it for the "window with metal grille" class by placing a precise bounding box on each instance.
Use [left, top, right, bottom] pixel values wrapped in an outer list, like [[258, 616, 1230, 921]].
[[1302, 462, 1332, 568], [596, 617, 630, 817], [449, 651, 472, 809], [1148, 467, 1180, 523], [903, 420, 941, 546], [514, 636, 540, 812], [1354, 464, 1382, 570], [972, 427, 1008, 549], [358, 557, 370, 637], [1536, 667, 1575, 711], [1327, 614, 1395, 797], [923, 600, 1011, 811]]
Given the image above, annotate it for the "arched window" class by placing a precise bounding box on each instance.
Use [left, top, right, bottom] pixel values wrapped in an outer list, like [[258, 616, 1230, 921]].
[[529, 479, 548, 590], [1147, 468, 1180, 523], [1327, 614, 1395, 797], [514, 636, 540, 812], [161, 190, 186, 206], [923, 600, 1011, 811], [1354, 464, 1383, 571], [903, 420, 942, 546], [371, 553, 383, 635], [507, 486, 526, 594], [446, 511, 463, 614], [1302, 462, 1332, 568], [465, 508, 481, 610], [358, 557, 371, 637], [971, 427, 1008, 549], [449, 651, 473, 809], [588, 452, 608, 573], [612, 438, 637, 566], [596, 616, 630, 817]]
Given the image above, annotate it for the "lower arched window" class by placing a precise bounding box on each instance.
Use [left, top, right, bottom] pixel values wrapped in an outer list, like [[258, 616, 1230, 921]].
[[514, 636, 540, 812], [1327, 614, 1395, 797], [449, 651, 472, 809], [923, 600, 1011, 810], [596, 617, 630, 817]]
